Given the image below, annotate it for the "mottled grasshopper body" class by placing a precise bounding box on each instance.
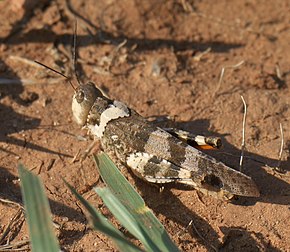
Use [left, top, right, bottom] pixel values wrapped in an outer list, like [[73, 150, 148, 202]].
[[72, 82, 260, 200]]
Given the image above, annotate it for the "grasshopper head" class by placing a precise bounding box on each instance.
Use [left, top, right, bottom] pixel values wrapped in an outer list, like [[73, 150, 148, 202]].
[[72, 82, 103, 126]]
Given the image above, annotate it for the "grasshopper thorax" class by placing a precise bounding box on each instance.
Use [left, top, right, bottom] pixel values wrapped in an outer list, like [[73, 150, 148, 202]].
[[72, 82, 103, 126]]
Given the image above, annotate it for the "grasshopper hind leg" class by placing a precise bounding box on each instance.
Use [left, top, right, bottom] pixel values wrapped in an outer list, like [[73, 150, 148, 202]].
[[125, 151, 235, 200], [126, 152, 196, 185]]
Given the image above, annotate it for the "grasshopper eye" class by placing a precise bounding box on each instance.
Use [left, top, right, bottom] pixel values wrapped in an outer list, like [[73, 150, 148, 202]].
[[76, 90, 85, 103]]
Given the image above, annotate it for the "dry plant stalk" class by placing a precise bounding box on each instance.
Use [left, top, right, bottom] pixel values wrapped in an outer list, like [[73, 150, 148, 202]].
[[174, 219, 193, 239], [9, 55, 44, 68], [213, 60, 245, 97], [193, 47, 211, 61], [190, 219, 218, 252], [275, 123, 284, 171], [0, 198, 24, 209], [239, 95, 247, 172], [0, 78, 65, 85], [0, 208, 24, 245], [275, 63, 282, 80], [0, 240, 30, 250]]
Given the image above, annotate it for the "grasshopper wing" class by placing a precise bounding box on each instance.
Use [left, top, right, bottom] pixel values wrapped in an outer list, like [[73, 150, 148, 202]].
[[101, 110, 260, 199]]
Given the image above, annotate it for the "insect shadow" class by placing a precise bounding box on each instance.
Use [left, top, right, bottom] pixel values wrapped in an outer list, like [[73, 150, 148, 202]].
[[0, 59, 82, 247], [125, 118, 285, 251], [132, 178, 280, 251], [218, 226, 280, 251], [0, 60, 73, 157]]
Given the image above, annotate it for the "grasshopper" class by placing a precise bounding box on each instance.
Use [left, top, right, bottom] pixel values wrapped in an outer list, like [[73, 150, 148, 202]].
[[71, 81, 260, 200], [35, 25, 259, 200]]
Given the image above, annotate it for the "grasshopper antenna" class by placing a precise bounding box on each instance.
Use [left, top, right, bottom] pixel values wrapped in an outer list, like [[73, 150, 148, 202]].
[[34, 60, 76, 91], [72, 19, 81, 86]]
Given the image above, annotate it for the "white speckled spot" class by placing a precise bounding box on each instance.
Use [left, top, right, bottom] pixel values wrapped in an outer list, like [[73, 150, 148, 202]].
[[155, 159, 191, 178], [126, 152, 152, 171], [177, 168, 192, 178], [113, 100, 129, 113], [72, 94, 86, 125], [144, 128, 171, 158], [145, 177, 174, 183], [180, 146, 199, 171], [194, 135, 206, 146], [111, 135, 119, 141], [160, 159, 171, 166], [88, 101, 129, 138]]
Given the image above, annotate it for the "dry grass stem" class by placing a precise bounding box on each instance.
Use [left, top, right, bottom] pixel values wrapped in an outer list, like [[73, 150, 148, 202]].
[[180, 0, 194, 12], [0, 78, 64, 85], [9, 55, 44, 68], [218, 60, 245, 86], [0, 208, 24, 245], [191, 220, 218, 252], [174, 220, 193, 238], [275, 63, 282, 80], [214, 60, 245, 96], [0, 198, 23, 209], [193, 47, 211, 61], [239, 95, 247, 172], [275, 123, 284, 171], [0, 240, 30, 251]]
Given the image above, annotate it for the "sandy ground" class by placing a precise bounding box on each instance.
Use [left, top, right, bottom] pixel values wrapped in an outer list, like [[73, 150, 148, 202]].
[[0, 0, 289, 251]]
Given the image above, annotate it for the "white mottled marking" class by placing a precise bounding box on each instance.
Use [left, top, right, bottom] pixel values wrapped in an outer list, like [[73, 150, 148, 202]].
[[194, 135, 206, 146], [145, 177, 174, 183], [126, 152, 152, 171], [113, 100, 129, 112], [144, 128, 171, 158], [111, 135, 119, 141], [180, 146, 199, 172], [154, 159, 171, 177], [178, 179, 199, 187], [88, 101, 129, 138], [72, 94, 86, 125], [155, 159, 191, 178], [177, 168, 192, 178], [160, 159, 171, 166]]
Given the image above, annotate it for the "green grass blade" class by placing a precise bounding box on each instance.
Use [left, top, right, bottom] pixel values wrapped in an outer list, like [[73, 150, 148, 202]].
[[94, 153, 179, 252], [95, 187, 160, 252], [64, 180, 143, 252], [18, 164, 60, 252]]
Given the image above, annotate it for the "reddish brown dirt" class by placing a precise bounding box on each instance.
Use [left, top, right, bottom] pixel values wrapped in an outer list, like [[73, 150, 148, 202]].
[[0, 1, 289, 251]]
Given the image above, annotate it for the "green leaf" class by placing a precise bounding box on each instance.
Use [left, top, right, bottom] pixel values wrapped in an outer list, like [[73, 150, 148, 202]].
[[95, 187, 160, 252], [18, 164, 60, 252], [94, 153, 179, 252], [64, 180, 142, 252]]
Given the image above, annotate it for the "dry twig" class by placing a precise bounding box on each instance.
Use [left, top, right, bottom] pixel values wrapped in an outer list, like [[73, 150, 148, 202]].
[[214, 60, 245, 97], [0, 239, 30, 251], [275, 123, 284, 172], [193, 47, 211, 61], [191, 220, 218, 252], [0, 208, 24, 245], [0, 198, 23, 209], [9, 55, 44, 68], [275, 63, 282, 80], [174, 219, 194, 239], [239, 95, 247, 172], [180, 0, 194, 12], [0, 77, 64, 86]]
